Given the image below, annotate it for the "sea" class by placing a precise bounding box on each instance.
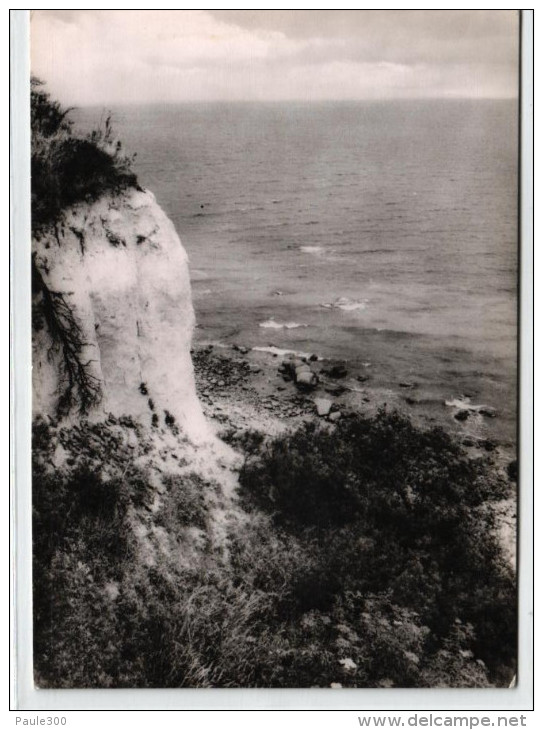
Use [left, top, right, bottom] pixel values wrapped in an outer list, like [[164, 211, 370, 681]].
[[75, 100, 519, 447]]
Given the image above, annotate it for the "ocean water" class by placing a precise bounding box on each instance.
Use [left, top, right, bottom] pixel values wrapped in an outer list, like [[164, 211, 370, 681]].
[[75, 101, 519, 445]]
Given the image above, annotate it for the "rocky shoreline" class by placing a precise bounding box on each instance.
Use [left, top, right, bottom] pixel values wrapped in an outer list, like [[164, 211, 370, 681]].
[[192, 342, 383, 438], [192, 342, 514, 458], [191, 341, 517, 567]]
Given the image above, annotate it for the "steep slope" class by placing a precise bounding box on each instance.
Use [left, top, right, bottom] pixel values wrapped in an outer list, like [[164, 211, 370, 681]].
[[32, 188, 241, 621], [32, 188, 210, 444]]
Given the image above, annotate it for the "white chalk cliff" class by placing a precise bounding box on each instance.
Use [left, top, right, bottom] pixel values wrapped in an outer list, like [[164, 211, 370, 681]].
[[32, 188, 210, 444]]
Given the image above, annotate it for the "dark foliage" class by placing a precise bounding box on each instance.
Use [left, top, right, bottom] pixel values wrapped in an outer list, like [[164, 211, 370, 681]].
[[155, 474, 208, 531], [31, 77, 138, 234], [32, 410, 516, 688], [32, 422, 203, 687], [240, 410, 508, 526], [30, 77, 73, 137], [239, 410, 516, 682]]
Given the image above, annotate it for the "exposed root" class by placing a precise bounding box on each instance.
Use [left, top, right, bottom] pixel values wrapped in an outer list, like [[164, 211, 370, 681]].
[[32, 257, 102, 417]]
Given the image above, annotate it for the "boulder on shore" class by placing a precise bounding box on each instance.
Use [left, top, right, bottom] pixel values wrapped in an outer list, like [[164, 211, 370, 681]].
[[314, 398, 333, 417], [279, 357, 318, 390], [296, 370, 318, 389]]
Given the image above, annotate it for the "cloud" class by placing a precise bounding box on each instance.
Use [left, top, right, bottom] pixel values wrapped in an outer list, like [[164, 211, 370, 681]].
[[30, 10, 519, 104], [210, 10, 518, 71]]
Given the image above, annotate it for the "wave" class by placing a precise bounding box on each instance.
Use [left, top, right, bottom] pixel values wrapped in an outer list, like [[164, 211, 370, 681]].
[[321, 296, 368, 312], [445, 397, 496, 416], [445, 397, 478, 410], [300, 245, 326, 256], [259, 319, 308, 330], [253, 346, 318, 360]]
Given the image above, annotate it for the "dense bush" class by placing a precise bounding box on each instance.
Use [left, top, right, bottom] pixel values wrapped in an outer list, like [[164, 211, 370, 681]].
[[33, 410, 515, 688], [31, 78, 138, 234], [156, 474, 209, 531], [239, 410, 516, 684], [33, 406, 516, 687], [32, 430, 316, 687], [239, 410, 508, 526]]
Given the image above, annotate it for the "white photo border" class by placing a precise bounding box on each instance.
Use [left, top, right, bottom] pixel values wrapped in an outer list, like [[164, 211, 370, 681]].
[[9, 6, 534, 713]]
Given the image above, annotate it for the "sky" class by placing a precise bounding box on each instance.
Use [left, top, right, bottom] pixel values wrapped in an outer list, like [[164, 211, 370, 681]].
[[30, 10, 519, 105]]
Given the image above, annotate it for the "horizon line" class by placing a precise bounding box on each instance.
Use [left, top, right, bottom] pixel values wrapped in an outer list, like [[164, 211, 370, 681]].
[[70, 96, 518, 108]]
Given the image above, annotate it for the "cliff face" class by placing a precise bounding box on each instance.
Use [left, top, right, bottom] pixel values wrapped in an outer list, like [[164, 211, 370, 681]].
[[32, 188, 210, 443]]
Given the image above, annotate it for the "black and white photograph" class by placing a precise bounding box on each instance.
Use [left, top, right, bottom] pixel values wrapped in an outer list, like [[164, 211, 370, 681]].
[[28, 9, 521, 691]]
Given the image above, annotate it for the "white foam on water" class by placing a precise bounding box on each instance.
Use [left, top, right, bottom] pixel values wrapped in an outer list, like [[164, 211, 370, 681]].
[[253, 345, 318, 360], [445, 397, 473, 409], [321, 296, 368, 312], [445, 397, 491, 413], [300, 245, 325, 256], [335, 297, 367, 312], [259, 318, 308, 330]]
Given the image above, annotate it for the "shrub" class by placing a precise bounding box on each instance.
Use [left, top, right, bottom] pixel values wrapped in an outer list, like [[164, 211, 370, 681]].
[[31, 77, 138, 234], [239, 410, 516, 682], [32, 407, 515, 688], [156, 474, 208, 531], [240, 410, 508, 527]]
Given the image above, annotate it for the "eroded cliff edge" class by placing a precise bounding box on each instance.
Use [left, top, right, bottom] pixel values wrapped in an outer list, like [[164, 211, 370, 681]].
[[32, 188, 211, 443]]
